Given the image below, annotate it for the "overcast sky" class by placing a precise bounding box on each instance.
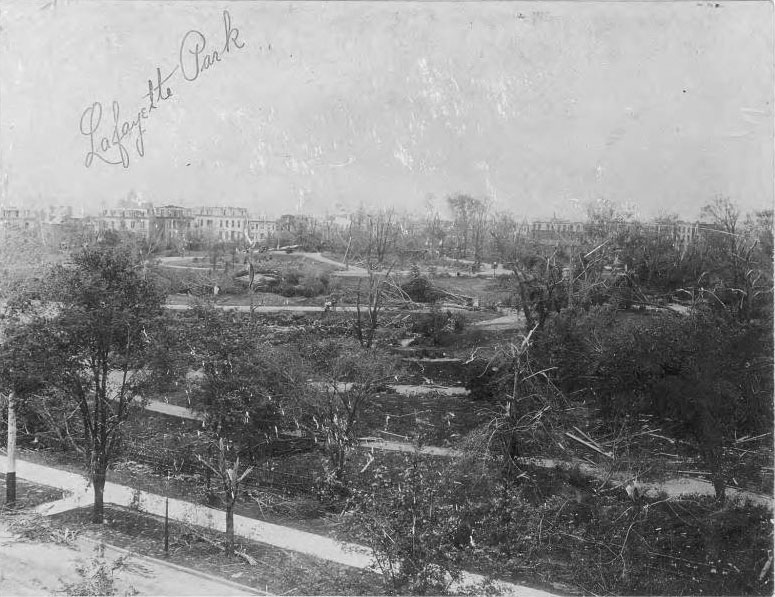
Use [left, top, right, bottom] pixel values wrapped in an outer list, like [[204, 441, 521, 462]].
[[0, 0, 772, 219]]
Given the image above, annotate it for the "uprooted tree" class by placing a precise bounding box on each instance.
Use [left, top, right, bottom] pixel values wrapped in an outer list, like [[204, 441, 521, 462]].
[[0, 247, 165, 522]]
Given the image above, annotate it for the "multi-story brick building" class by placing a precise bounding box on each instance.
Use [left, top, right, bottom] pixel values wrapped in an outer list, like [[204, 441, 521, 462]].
[[99, 207, 153, 237], [193, 206, 249, 242], [152, 205, 193, 244], [246, 215, 276, 243], [530, 220, 587, 244]]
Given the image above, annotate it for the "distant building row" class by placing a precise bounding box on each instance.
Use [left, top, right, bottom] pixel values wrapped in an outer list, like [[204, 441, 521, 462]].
[[1, 204, 705, 253], [0, 205, 75, 229], [98, 205, 277, 244], [529, 219, 699, 249]]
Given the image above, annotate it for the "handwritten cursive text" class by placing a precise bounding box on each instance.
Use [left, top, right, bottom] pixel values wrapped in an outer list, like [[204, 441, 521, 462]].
[[80, 9, 246, 169], [179, 10, 245, 82], [80, 101, 148, 168]]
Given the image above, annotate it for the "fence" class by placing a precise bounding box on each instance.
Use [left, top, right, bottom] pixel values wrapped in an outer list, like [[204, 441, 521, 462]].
[[118, 436, 318, 495]]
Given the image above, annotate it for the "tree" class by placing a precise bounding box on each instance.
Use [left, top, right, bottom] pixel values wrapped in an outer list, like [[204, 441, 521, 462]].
[[423, 197, 448, 259], [0, 228, 66, 506], [367, 208, 399, 265], [0, 247, 165, 522], [585, 197, 640, 238], [701, 196, 740, 236], [446, 194, 490, 260], [347, 452, 465, 595], [503, 245, 571, 331], [536, 305, 773, 503], [198, 436, 254, 558], [299, 338, 398, 485], [181, 306, 300, 555], [353, 267, 394, 349], [697, 198, 772, 320]]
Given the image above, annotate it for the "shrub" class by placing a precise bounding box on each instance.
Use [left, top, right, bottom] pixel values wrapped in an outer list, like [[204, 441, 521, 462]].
[[402, 276, 443, 303], [282, 269, 301, 286]]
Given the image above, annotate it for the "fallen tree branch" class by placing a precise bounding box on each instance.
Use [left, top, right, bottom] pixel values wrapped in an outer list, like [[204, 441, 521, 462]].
[[565, 430, 614, 459]]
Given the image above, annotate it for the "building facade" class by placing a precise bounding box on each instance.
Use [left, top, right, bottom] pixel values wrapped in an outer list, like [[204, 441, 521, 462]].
[[193, 206, 249, 241], [152, 205, 193, 244], [246, 215, 277, 243], [1, 206, 41, 231], [99, 208, 153, 237]]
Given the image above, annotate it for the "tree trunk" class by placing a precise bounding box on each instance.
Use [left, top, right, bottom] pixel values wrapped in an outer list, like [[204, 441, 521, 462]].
[[706, 445, 726, 504], [699, 413, 726, 504], [205, 444, 216, 505], [92, 466, 107, 523], [335, 444, 345, 480], [6, 393, 16, 506], [225, 501, 235, 557]]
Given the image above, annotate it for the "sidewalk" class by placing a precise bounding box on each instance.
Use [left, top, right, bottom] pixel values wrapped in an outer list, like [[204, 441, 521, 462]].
[[0, 519, 261, 596], [10, 457, 556, 597]]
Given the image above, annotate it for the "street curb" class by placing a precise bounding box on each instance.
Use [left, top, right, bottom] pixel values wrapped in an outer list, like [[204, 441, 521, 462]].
[[70, 530, 270, 595]]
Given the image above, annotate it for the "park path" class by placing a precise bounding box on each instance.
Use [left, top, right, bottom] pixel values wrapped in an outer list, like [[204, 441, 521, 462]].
[[9, 457, 557, 597], [297, 252, 368, 276], [158, 252, 369, 277], [308, 380, 468, 397], [141, 383, 467, 422], [138, 399, 772, 508], [164, 302, 360, 313], [472, 311, 525, 330]]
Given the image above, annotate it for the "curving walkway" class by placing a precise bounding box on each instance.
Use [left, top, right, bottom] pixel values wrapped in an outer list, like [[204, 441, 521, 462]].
[[137, 398, 773, 508], [9, 457, 557, 597], [164, 303, 360, 313], [133, 397, 772, 509]]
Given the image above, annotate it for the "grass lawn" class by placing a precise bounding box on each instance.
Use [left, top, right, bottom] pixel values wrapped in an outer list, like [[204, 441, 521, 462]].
[[51, 505, 384, 596], [0, 474, 66, 511]]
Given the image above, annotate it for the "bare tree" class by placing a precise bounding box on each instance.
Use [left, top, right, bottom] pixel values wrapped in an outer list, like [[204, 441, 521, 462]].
[[367, 208, 399, 264], [701, 196, 740, 236], [198, 437, 253, 557], [354, 266, 394, 349]]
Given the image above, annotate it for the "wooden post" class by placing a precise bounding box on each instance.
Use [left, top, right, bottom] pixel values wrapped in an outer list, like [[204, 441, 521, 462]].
[[164, 497, 169, 554]]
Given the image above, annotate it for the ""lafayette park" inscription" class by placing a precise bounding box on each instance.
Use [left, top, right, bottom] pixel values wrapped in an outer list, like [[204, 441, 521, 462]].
[[79, 10, 245, 169]]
